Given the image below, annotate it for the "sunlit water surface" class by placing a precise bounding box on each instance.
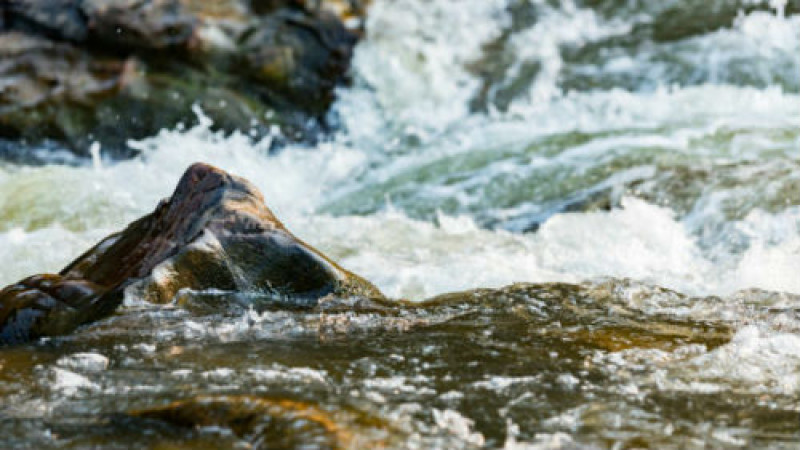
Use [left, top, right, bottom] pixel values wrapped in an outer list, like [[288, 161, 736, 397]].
[[1, 0, 799, 447]]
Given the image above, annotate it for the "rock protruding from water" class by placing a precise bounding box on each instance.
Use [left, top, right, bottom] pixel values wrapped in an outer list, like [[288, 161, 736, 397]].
[[0, 162, 383, 345], [0, 0, 366, 159]]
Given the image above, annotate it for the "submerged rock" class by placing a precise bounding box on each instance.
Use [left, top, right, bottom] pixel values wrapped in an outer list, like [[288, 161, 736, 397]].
[[0, 163, 382, 345], [131, 395, 394, 448], [0, 0, 363, 159]]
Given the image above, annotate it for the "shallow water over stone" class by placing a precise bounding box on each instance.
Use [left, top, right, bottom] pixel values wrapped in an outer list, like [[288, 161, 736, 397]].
[[3, 280, 798, 448]]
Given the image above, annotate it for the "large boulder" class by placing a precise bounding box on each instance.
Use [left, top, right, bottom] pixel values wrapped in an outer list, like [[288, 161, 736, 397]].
[[0, 162, 382, 344], [0, 0, 365, 159]]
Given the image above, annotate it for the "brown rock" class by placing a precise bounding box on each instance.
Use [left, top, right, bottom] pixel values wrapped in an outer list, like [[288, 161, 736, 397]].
[[0, 274, 114, 344], [0, 163, 383, 345]]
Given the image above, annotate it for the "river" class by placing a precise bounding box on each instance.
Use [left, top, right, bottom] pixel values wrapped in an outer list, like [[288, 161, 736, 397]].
[[1, 0, 799, 447]]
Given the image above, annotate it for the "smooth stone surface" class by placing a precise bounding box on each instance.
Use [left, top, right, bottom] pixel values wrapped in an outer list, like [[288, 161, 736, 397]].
[[0, 162, 382, 345]]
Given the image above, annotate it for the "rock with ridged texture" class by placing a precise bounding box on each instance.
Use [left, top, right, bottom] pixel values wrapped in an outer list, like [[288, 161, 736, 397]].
[[0, 274, 115, 345], [0, 162, 383, 345]]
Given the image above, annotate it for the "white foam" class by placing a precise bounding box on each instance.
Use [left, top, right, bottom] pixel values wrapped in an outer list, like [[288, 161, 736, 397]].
[[507, 0, 632, 103], [504, 417, 576, 450], [432, 409, 485, 446], [686, 325, 800, 395], [534, 197, 710, 293], [335, 0, 509, 144], [248, 366, 329, 385], [56, 353, 110, 372], [48, 368, 100, 397], [0, 225, 112, 285], [734, 236, 800, 293]]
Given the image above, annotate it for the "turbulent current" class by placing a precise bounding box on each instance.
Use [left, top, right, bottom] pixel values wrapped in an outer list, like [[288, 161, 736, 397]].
[[1, 0, 799, 447]]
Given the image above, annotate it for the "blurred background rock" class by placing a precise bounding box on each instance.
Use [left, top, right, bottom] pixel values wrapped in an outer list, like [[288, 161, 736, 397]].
[[0, 0, 368, 160]]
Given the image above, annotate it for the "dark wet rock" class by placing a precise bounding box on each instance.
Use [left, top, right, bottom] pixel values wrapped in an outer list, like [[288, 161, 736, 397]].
[[238, 9, 357, 113], [417, 281, 733, 352], [0, 31, 283, 158], [645, 0, 798, 43], [81, 0, 196, 51], [4, 0, 89, 41], [0, 163, 382, 345], [0, 274, 116, 344], [131, 395, 393, 448], [0, 0, 363, 159]]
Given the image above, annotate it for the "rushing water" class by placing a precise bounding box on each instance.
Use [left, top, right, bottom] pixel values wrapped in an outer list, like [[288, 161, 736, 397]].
[[1, 0, 800, 447]]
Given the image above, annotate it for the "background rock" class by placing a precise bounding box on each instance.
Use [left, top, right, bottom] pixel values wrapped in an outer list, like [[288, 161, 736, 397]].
[[0, 0, 367, 159]]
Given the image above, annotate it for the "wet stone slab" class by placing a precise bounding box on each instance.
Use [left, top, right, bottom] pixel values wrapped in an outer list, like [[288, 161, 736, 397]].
[[2, 279, 798, 448]]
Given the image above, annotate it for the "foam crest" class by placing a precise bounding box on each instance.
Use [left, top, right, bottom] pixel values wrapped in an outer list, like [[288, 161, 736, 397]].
[[335, 0, 509, 144], [687, 325, 800, 395]]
